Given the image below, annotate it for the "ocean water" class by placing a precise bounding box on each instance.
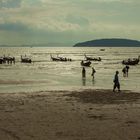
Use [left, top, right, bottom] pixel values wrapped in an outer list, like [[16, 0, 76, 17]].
[[0, 47, 140, 93]]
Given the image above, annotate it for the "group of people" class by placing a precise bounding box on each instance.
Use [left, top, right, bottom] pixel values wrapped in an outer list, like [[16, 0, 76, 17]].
[[82, 67, 96, 79], [81, 65, 130, 92]]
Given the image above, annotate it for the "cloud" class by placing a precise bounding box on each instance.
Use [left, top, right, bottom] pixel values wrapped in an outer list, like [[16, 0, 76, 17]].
[[66, 15, 89, 26], [21, 0, 42, 7], [0, 22, 29, 31], [0, 0, 22, 8], [70, 0, 140, 3], [0, 0, 140, 45]]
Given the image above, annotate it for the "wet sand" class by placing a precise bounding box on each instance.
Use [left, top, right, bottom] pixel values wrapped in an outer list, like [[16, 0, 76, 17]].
[[0, 89, 140, 140]]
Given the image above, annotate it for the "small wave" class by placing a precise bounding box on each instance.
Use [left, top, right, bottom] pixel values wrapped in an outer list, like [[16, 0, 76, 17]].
[[0, 80, 49, 85]]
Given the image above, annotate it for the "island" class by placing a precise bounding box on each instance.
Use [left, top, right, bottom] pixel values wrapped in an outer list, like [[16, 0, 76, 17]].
[[73, 38, 140, 47]]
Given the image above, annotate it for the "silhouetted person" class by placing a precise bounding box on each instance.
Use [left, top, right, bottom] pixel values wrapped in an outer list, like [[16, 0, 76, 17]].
[[91, 67, 96, 79], [82, 67, 86, 78], [122, 67, 126, 77], [81, 60, 84, 66], [13, 57, 15, 64], [113, 71, 120, 92], [125, 65, 129, 77]]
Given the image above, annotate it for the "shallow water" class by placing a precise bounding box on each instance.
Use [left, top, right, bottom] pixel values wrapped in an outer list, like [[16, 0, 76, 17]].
[[0, 47, 140, 93]]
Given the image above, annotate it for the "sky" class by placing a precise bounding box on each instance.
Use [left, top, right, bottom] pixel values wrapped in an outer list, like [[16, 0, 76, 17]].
[[0, 0, 140, 46]]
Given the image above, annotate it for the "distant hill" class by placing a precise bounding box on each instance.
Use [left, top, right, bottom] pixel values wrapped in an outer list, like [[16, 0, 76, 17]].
[[73, 38, 140, 47]]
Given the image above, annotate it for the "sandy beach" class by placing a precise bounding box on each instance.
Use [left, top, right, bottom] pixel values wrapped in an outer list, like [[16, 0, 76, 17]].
[[0, 89, 140, 140]]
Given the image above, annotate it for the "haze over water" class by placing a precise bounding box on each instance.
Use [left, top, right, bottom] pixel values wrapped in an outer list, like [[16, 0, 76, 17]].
[[0, 47, 140, 93]]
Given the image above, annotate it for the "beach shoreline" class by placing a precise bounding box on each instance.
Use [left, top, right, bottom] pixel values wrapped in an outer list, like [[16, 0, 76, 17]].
[[0, 89, 140, 140]]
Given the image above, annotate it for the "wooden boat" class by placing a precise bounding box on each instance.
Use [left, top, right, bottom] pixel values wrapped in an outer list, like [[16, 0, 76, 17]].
[[81, 60, 91, 67], [51, 55, 61, 61], [21, 55, 32, 63], [100, 49, 105, 51], [85, 55, 101, 61], [57, 57, 68, 61], [0, 55, 15, 64], [51, 55, 72, 62], [3, 56, 15, 63], [0, 57, 4, 64], [122, 59, 139, 65], [122, 56, 140, 65]]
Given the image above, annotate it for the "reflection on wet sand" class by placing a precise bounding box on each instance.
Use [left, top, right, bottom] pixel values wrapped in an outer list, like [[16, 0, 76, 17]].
[[92, 78, 95, 86], [82, 78, 86, 86]]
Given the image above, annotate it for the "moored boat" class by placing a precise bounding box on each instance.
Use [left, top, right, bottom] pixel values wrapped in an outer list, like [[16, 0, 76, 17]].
[[0, 55, 15, 64], [51, 55, 61, 61], [0, 57, 4, 64], [81, 60, 91, 67], [51, 54, 72, 62], [85, 55, 101, 61], [21, 55, 32, 63], [122, 56, 140, 65], [100, 49, 105, 51]]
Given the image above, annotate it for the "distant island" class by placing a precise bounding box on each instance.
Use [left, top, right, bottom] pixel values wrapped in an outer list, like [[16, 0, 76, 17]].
[[73, 38, 140, 47]]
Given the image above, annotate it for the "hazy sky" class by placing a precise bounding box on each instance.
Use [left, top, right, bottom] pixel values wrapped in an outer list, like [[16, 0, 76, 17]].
[[0, 0, 140, 46]]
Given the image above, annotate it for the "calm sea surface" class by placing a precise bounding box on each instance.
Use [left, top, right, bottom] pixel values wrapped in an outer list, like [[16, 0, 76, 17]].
[[0, 47, 140, 93]]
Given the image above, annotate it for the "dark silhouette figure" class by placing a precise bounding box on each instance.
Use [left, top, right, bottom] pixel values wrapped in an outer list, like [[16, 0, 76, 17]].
[[122, 65, 130, 77], [125, 65, 129, 77], [113, 71, 120, 92], [81, 60, 84, 66], [82, 67, 86, 78], [13, 57, 15, 64], [91, 67, 96, 79], [122, 67, 126, 77]]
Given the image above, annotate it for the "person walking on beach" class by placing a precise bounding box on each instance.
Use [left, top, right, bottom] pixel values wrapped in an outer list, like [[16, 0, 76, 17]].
[[82, 67, 86, 78], [113, 71, 120, 92], [91, 67, 96, 79]]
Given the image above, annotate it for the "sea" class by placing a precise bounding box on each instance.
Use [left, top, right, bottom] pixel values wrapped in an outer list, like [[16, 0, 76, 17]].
[[0, 47, 140, 93]]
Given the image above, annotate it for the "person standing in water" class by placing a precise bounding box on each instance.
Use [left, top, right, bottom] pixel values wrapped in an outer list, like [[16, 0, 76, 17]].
[[91, 67, 96, 79], [125, 65, 129, 77], [122, 65, 129, 77], [82, 67, 86, 78], [122, 67, 126, 77], [113, 71, 120, 92]]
